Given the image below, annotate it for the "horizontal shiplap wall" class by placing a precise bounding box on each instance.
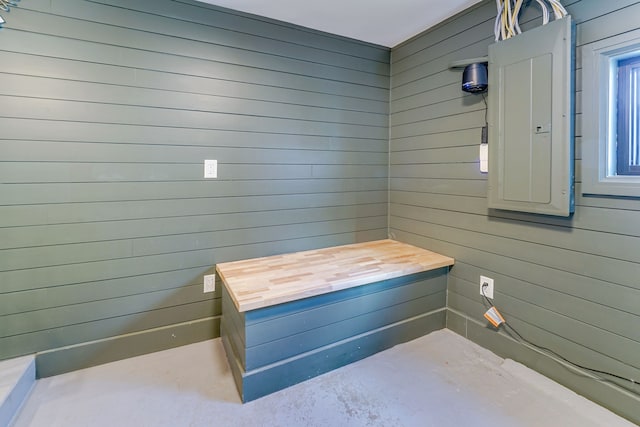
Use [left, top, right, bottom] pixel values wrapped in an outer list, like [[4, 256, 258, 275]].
[[0, 0, 389, 370], [390, 0, 640, 422]]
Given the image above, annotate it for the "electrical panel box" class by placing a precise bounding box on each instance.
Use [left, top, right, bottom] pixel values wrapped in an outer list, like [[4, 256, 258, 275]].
[[487, 16, 574, 216]]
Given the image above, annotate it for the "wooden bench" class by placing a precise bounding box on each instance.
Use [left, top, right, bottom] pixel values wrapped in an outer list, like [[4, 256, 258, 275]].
[[216, 239, 454, 402]]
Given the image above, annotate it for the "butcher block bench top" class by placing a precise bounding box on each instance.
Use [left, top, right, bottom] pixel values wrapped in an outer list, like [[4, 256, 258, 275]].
[[215, 239, 454, 312]]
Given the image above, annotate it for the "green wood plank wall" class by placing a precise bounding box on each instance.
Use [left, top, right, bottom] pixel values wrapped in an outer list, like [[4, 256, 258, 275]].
[[0, 0, 390, 373], [389, 0, 640, 422]]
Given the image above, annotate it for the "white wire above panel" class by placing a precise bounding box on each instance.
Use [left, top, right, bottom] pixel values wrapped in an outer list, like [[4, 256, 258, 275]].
[[0, 0, 20, 27], [494, 0, 568, 41]]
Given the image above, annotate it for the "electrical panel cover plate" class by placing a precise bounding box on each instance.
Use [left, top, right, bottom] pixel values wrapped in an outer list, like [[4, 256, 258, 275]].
[[488, 16, 575, 216]]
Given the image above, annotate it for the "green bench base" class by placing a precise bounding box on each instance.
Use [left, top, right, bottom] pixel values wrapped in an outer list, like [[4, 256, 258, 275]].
[[221, 268, 448, 402]]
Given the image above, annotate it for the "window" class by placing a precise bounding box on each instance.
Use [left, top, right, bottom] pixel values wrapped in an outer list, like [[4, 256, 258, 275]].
[[582, 30, 640, 197], [616, 55, 640, 176]]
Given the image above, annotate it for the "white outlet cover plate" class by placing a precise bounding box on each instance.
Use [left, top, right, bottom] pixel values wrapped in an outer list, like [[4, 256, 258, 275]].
[[480, 275, 494, 299], [204, 274, 216, 293], [204, 160, 217, 178]]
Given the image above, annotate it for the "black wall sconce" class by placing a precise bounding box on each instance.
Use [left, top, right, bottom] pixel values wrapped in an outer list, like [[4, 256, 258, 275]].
[[462, 62, 488, 93], [449, 57, 489, 94]]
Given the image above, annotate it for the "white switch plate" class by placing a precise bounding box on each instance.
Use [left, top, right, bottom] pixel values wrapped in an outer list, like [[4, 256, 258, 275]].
[[204, 274, 216, 293], [480, 275, 494, 299], [204, 160, 217, 178]]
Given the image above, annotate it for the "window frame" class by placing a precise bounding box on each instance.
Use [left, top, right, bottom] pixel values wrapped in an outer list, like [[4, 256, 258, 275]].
[[582, 29, 640, 197]]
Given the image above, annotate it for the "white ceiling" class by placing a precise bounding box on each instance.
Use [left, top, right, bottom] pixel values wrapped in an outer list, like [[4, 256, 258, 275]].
[[197, 0, 484, 47]]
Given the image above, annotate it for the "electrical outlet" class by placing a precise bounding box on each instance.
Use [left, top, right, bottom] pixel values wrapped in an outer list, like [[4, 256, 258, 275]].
[[480, 275, 494, 299], [203, 274, 216, 293], [204, 160, 217, 178]]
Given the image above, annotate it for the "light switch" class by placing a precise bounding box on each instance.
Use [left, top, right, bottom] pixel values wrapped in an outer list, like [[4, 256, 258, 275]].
[[204, 160, 217, 178]]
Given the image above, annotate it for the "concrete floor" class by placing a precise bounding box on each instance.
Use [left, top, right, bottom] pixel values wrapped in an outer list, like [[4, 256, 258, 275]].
[[13, 329, 634, 427]]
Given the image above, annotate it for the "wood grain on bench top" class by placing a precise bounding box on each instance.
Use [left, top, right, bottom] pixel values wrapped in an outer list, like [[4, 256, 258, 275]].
[[215, 239, 454, 312]]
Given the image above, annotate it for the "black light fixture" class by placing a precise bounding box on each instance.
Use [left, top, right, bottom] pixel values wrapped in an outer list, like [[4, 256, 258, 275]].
[[462, 63, 488, 93]]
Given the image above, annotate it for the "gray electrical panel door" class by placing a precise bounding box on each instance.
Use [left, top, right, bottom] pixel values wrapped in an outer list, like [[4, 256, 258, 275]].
[[488, 16, 574, 216]]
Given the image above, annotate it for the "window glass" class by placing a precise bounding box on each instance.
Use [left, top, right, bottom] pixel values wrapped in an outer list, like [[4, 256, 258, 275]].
[[616, 55, 640, 176], [581, 30, 640, 197]]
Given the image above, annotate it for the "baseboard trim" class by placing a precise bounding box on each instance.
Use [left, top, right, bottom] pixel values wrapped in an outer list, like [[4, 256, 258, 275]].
[[446, 308, 640, 425], [36, 316, 220, 378]]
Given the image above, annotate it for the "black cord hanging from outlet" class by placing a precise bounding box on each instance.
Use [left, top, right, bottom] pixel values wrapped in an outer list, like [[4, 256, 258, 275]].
[[480, 283, 638, 393]]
